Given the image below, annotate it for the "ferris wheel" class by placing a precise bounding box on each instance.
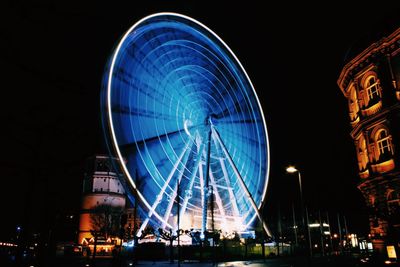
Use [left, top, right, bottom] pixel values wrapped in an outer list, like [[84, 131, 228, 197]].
[[102, 13, 271, 237]]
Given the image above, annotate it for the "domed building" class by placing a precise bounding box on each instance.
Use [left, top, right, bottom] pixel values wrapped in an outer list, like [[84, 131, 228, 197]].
[[338, 27, 400, 252]]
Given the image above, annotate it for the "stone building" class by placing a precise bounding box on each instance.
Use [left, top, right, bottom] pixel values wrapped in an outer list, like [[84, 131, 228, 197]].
[[338, 27, 400, 251]]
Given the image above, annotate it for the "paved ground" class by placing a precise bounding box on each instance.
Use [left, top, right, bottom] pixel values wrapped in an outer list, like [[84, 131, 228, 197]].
[[43, 255, 366, 267], [9, 253, 394, 267]]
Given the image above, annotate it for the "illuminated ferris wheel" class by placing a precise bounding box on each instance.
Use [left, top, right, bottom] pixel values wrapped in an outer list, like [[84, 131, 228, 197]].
[[102, 13, 271, 237]]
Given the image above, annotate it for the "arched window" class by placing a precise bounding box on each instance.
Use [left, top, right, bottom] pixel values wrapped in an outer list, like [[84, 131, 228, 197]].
[[357, 134, 369, 171], [370, 127, 395, 173], [376, 129, 393, 157], [348, 85, 359, 122], [370, 195, 376, 207], [387, 190, 399, 202], [387, 190, 400, 216], [359, 72, 382, 116], [365, 76, 380, 100]]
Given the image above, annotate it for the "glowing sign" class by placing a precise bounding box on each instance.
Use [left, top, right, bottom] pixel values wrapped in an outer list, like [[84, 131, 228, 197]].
[[387, 245, 397, 259]]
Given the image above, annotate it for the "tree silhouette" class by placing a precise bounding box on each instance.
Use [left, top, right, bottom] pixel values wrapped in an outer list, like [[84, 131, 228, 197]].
[[89, 204, 123, 264], [90, 204, 124, 239]]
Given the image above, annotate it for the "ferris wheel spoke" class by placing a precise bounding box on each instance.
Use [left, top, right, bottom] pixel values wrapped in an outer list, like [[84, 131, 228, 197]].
[[119, 127, 190, 152], [217, 118, 261, 125], [111, 105, 176, 121], [138, 140, 193, 234], [217, 127, 265, 149], [214, 99, 245, 119], [211, 126, 271, 237]]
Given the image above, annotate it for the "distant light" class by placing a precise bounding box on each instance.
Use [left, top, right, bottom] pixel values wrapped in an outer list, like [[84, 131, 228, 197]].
[[286, 166, 298, 173], [129, 263, 133, 266], [333, 234, 338, 238], [16, 226, 21, 231], [385, 260, 392, 265]]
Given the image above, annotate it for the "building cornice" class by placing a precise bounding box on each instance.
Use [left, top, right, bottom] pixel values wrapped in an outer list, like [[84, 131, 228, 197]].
[[358, 171, 400, 189], [338, 27, 400, 95]]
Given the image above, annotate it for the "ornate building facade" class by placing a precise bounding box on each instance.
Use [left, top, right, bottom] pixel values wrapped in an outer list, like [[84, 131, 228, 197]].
[[338, 28, 400, 251]]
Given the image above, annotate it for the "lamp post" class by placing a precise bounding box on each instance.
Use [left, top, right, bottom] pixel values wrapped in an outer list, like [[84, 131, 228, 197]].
[[286, 166, 312, 257]]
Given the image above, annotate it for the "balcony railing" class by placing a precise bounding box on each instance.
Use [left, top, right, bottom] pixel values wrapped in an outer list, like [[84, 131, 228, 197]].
[[371, 158, 395, 173], [361, 100, 382, 117]]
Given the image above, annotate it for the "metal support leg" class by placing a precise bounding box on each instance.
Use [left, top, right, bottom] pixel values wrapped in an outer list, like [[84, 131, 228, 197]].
[[138, 141, 192, 236], [176, 143, 205, 231], [211, 126, 272, 237], [201, 130, 212, 239]]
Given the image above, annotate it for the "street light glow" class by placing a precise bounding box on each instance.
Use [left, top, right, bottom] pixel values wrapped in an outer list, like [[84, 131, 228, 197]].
[[286, 166, 298, 173]]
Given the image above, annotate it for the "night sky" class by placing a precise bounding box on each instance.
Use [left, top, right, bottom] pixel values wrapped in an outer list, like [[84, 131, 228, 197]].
[[2, 1, 400, 240]]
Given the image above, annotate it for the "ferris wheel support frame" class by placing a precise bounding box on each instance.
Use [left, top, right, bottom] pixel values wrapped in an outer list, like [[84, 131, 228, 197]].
[[174, 140, 205, 233], [201, 129, 212, 238], [211, 126, 272, 237], [212, 135, 242, 229], [137, 141, 193, 236]]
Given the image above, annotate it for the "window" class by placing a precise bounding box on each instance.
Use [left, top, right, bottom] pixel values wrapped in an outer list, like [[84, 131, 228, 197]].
[[357, 134, 369, 170], [366, 76, 379, 99], [370, 127, 395, 172], [348, 85, 359, 122], [365, 76, 380, 100], [387, 190, 399, 202], [387, 190, 400, 216], [376, 129, 393, 155]]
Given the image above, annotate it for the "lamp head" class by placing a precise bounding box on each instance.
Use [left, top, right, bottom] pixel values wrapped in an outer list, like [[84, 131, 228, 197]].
[[286, 166, 298, 173]]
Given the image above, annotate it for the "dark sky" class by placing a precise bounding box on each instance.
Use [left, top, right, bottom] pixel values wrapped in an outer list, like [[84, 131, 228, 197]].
[[2, 1, 400, 239]]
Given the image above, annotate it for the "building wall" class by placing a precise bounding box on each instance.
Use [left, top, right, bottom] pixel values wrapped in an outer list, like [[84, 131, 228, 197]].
[[78, 194, 126, 243], [78, 155, 127, 244], [92, 173, 124, 194], [338, 28, 400, 252]]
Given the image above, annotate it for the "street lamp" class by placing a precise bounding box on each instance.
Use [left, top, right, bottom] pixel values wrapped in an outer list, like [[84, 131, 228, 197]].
[[286, 166, 312, 257], [286, 166, 304, 226]]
